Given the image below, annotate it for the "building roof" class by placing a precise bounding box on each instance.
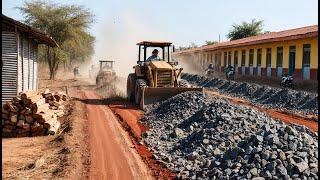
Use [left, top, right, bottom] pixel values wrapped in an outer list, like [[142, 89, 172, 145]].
[[174, 25, 318, 55], [137, 41, 172, 46], [2, 14, 58, 47]]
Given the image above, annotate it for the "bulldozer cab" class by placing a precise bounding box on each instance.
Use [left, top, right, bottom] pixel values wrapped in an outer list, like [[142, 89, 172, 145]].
[[135, 41, 181, 86], [137, 41, 174, 63], [99, 60, 114, 71]]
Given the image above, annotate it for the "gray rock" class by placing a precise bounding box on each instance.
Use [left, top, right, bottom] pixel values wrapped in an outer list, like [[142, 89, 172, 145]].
[[203, 139, 210, 145], [173, 128, 184, 138], [252, 177, 265, 180], [213, 148, 221, 155], [277, 164, 288, 176], [250, 168, 258, 176], [294, 161, 309, 173], [278, 150, 286, 161], [285, 126, 298, 135], [187, 151, 199, 161]]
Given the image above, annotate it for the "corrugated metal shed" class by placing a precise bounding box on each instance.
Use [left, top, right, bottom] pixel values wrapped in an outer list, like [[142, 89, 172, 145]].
[[2, 14, 58, 104], [2, 32, 18, 102]]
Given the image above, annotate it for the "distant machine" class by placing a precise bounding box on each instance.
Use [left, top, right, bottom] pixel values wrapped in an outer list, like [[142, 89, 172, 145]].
[[96, 60, 116, 86]]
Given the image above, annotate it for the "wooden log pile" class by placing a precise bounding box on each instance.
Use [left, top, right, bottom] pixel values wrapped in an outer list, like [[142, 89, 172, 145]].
[[2, 90, 67, 138]]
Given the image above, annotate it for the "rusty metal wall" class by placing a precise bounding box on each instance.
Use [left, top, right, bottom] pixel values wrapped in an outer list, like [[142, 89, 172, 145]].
[[2, 31, 18, 103]]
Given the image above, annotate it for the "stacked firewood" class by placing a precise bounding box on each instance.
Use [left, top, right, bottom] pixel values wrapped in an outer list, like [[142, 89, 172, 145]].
[[2, 89, 67, 138]]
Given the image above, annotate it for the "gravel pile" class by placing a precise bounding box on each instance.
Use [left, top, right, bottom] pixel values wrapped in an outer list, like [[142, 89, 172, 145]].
[[142, 91, 318, 179], [180, 73, 318, 115]]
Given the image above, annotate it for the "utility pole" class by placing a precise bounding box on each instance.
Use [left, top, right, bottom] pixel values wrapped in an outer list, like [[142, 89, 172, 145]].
[[219, 34, 220, 43]]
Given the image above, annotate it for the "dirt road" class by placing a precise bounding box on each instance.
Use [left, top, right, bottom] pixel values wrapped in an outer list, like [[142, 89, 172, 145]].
[[82, 91, 152, 180]]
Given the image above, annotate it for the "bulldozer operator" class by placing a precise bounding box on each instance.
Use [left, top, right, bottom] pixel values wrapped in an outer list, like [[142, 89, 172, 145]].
[[146, 49, 160, 61]]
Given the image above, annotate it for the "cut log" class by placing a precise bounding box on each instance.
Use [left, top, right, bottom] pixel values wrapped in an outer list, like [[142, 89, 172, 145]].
[[20, 91, 38, 99], [62, 95, 67, 101], [43, 114, 60, 135], [37, 103, 50, 113], [54, 110, 65, 117], [12, 96, 21, 102], [48, 120, 60, 135], [17, 127, 30, 134], [44, 89, 50, 94], [54, 94, 61, 101], [17, 120, 25, 127], [25, 115, 34, 124], [3, 128, 12, 133], [49, 106, 58, 110], [2, 113, 9, 119], [31, 103, 38, 114], [31, 122, 43, 133], [3, 102, 18, 113], [2, 109, 9, 115], [4, 125, 14, 131], [35, 98, 46, 107], [18, 115, 26, 121], [10, 115, 18, 123], [48, 100, 60, 107]]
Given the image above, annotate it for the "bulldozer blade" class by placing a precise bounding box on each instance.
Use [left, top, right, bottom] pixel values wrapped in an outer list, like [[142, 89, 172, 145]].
[[140, 87, 204, 109]]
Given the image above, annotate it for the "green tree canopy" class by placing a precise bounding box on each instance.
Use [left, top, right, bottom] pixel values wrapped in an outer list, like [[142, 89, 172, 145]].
[[226, 19, 264, 40], [177, 42, 198, 51], [18, 0, 95, 79], [205, 40, 218, 45]]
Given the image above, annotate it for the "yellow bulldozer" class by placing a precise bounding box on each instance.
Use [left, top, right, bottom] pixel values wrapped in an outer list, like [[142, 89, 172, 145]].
[[96, 60, 116, 86], [127, 41, 204, 109]]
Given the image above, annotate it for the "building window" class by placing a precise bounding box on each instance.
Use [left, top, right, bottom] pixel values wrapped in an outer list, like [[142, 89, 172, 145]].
[[241, 50, 246, 66], [224, 52, 227, 67], [266, 48, 271, 67], [302, 44, 311, 67], [228, 51, 232, 65], [257, 48, 262, 66], [277, 47, 283, 67], [234, 51, 238, 66], [249, 49, 254, 66]]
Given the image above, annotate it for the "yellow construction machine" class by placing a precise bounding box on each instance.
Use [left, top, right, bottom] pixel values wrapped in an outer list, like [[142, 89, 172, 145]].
[[127, 41, 204, 109], [96, 60, 116, 86]]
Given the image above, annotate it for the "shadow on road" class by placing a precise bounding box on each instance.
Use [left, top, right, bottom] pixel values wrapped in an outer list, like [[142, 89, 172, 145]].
[[72, 97, 139, 109]]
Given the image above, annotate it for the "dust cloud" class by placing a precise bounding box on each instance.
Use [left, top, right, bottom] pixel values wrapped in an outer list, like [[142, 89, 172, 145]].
[[177, 57, 201, 74], [91, 10, 173, 79]]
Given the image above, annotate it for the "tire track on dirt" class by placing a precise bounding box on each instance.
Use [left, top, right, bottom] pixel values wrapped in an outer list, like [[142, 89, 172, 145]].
[[83, 91, 152, 180]]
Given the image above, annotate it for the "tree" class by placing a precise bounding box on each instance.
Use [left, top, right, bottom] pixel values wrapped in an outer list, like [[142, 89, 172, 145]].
[[205, 40, 218, 45], [18, 1, 95, 79], [177, 42, 198, 51], [227, 19, 264, 40]]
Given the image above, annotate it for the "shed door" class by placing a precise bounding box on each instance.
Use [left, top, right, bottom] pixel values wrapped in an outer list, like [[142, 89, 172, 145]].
[[2, 32, 18, 103], [22, 37, 29, 91]]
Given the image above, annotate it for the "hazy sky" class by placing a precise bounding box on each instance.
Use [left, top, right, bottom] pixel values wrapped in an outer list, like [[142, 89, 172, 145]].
[[3, 0, 318, 76]]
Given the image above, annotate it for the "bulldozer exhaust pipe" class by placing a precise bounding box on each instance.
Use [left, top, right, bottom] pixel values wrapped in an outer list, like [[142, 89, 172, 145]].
[[140, 87, 204, 109]]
